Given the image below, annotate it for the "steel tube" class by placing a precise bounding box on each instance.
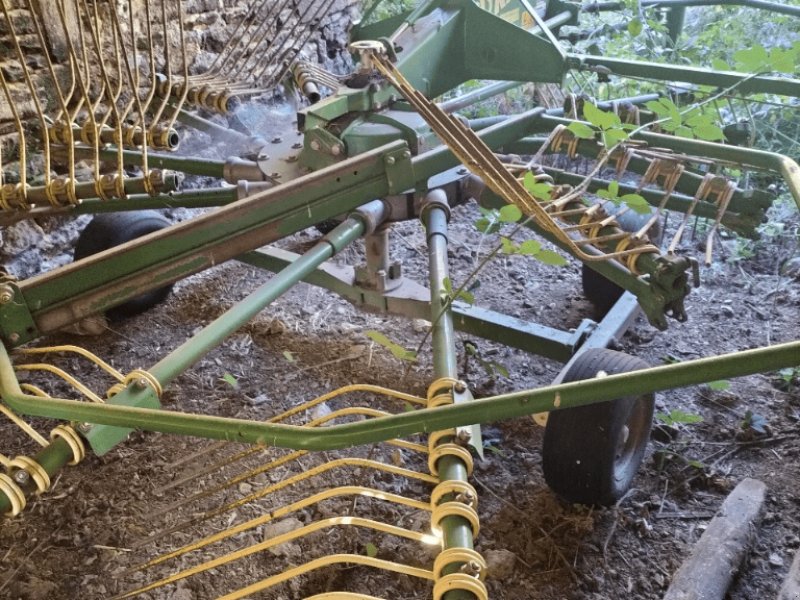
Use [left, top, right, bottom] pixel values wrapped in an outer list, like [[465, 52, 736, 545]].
[[2, 341, 797, 451], [423, 191, 477, 600], [424, 193, 459, 379], [572, 54, 800, 98], [0, 188, 239, 227], [439, 80, 522, 114], [73, 146, 227, 179], [149, 217, 366, 387], [0, 339, 796, 445]]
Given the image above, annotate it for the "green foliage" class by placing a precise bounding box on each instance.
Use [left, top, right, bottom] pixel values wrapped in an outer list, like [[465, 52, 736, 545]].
[[707, 379, 730, 391], [522, 172, 554, 201], [365, 330, 417, 362], [220, 372, 239, 389], [571, 102, 635, 149], [500, 235, 567, 266], [474, 206, 502, 235], [442, 276, 475, 305], [364, 542, 379, 558], [655, 409, 703, 427], [644, 98, 725, 141], [596, 180, 650, 214]]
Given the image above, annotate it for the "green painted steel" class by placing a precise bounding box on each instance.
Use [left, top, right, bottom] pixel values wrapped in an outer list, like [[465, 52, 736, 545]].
[[86, 217, 367, 454], [9, 142, 408, 344], [0, 437, 75, 516], [2, 340, 797, 451], [237, 248, 579, 361], [424, 200, 459, 380], [422, 197, 476, 600], [81, 147, 227, 178]]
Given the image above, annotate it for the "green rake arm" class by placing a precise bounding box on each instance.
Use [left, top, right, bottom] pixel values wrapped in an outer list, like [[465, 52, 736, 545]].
[[0, 340, 797, 482]]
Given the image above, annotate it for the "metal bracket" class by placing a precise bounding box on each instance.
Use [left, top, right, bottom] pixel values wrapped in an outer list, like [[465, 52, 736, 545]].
[[0, 284, 38, 347], [452, 382, 484, 460], [383, 147, 415, 194]]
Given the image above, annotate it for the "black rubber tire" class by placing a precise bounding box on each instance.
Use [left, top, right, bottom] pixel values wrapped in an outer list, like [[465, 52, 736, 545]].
[[542, 348, 655, 506], [582, 265, 624, 316], [73, 211, 174, 321]]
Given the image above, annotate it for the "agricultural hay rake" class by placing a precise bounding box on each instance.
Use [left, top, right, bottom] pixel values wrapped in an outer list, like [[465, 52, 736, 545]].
[[0, 0, 799, 597]]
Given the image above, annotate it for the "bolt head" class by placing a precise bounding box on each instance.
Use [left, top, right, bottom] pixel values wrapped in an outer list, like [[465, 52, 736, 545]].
[[456, 429, 472, 443], [310, 140, 321, 151], [13, 470, 29, 484], [8, 332, 19, 343], [454, 380, 467, 393], [135, 377, 149, 390], [385, 156, 395, 165], [0, 285, 13, 304]]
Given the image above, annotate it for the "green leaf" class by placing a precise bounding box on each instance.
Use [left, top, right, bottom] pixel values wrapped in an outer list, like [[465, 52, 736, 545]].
[[674, 125, 694, 138], [500, 236, 518, 254], [584, 102, 620, 130], [221, 373, 239, 389], [498, 204, 523, 223], [687, 459, 705, 469], [769, 48, 795, 73], [442, 276, 454, 295], [456, 289, 475, 305], [365, 330, 417, 362], [365, 542, 378, 558], [733, 45, 769, 72], [282, 350, 296, 363], [645, 99, 671, 118], [523, 173, 553, 201], [534, 249, 567, 266], [692, 122, 725, 141], [711, 58, 731, 71], [603, 128, 629, 148], [655, 409, 703, 425], [620, 193, 650, 214], [518, 239, 542, 256], [475, 217, 498, 234], [627, 17, 642, 37], [707, 379, 730, 391], [491, 361, 510, 378], [567, 121, 596, 140]]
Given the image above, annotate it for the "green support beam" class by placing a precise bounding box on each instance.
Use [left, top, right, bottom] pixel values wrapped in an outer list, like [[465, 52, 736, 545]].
[[2, 340, 797, 453]]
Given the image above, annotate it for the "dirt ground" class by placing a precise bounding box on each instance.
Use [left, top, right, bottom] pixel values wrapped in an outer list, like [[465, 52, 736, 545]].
[[1, 128, 799, 599]]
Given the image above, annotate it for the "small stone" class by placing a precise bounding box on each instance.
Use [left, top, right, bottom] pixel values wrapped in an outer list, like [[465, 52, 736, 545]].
[[769, 553, 785, 567], [249, 393, 269, 405], [238, 482, 252, 494], [412, 319, 431, 333], [485, 549, 517, 579], [721, 305, 735, 318]]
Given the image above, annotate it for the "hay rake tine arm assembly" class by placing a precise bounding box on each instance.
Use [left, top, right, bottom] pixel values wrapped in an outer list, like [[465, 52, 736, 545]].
[[1, 0, 800, 597]]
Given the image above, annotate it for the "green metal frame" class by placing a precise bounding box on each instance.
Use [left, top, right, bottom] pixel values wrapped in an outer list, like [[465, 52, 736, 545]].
[[2, 0, 800, 526]]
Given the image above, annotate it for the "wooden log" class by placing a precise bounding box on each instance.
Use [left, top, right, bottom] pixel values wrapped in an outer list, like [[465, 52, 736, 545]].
[[663, 477, 766, 600], [779, 548, 800, 600]]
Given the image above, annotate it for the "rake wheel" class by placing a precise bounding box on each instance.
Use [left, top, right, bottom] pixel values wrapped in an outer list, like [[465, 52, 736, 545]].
[[542, 348, 655, 506]]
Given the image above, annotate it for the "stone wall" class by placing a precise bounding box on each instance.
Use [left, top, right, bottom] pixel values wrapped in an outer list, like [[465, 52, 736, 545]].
[[0, 0, 359, 276]]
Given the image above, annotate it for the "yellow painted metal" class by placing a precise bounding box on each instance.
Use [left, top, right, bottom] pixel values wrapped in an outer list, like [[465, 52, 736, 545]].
[[117, 517, 440, 599], [363, 45, 659, 268], [219, 555, 434, 600], [131, 485, 431, 572]]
